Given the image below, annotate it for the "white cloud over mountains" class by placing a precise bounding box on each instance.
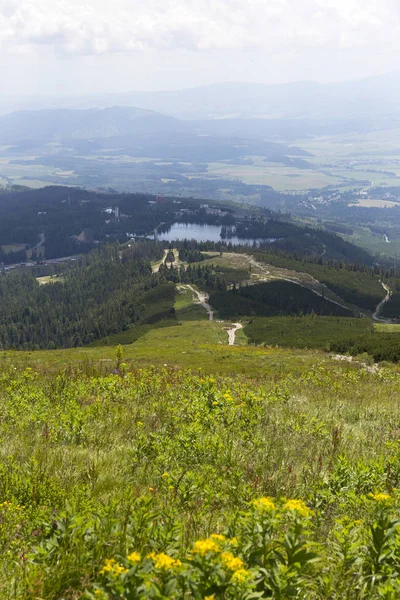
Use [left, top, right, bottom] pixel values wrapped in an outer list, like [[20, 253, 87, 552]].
[[0, 0, 398, 56]]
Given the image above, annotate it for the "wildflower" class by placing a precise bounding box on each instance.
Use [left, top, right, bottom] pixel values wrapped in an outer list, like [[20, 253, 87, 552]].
[[113, 563, 128, 575], [210, 533, 226, 542], [231, 569, 252, 584], [221, 551, 244, 571], [148, 552, 182, 570], [204, 596, 215, 600], [252, 497, 276, 512], [137, 421, 144, 427], [192, 538, 221, 556], [283, 499, 313, 517], [369, 492, 391, 503], [127, 551, 141, 564], [228, 537, 239, 547], [100, 558, 116, 574], [162, 472, 170, 478], [149, 487, 155, 492]]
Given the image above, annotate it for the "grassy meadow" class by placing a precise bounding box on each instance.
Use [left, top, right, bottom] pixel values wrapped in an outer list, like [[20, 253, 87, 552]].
[[2, 348, 400, 598]]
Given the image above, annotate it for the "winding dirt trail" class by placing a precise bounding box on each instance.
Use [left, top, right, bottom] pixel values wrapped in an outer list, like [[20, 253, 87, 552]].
[[227, 323, 243, 345], [186, 285, 214, 320], [247, 254, 353, 314], [152, 249, 169, 273], [372, 282, 391, 322]]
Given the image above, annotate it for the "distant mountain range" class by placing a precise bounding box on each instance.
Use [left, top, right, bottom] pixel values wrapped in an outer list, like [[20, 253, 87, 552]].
[[2, 71, 400, 124], [0, 106, 312, 164]]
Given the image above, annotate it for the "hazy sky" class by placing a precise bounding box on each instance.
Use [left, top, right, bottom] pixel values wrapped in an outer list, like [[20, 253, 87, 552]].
[[0, 0, 399, 96]]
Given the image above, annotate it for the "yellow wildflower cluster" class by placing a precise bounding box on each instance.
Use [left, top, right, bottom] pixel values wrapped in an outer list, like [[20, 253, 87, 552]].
[[127, 551, 141, 564], [204, 596, 215, 600], [100, 558, 128, 576], [0, 501, 24, 511], [223, 392, 233, 402], [231, 569, 253, 584], [221, 551, 244, 572], [252, 497, 276, 512], [369, 492, 391, 503], [147, 552, 182, 570], [283, 499, 313, 518], [210, 533, 226, 542], [192, 538, 221, 556]]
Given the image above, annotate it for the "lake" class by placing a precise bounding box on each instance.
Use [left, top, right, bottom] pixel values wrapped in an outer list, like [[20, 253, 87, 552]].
[[157, 222, 276, 246]]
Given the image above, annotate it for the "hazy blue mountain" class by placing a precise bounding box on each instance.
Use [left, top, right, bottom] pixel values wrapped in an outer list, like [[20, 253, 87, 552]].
[[0, 106, 311, 163], [3, 72, 400, 123]]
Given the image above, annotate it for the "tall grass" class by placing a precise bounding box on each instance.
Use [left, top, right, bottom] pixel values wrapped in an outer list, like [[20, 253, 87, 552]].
[[0, 359, 400, 596]]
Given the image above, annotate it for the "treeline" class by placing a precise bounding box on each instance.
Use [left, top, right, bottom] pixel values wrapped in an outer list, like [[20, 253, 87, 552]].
[[158, 262, 230, 291], [252, 250, 385, 312], [244, 315, 371, 349], [330, 333, 400, 363], [178, 248, 207, 263], [0, 242, 163, 350], [209, 281, 351, 319]]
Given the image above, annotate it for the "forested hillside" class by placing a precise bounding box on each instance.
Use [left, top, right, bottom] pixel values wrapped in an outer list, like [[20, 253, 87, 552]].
[[0, 243, 163, 348]]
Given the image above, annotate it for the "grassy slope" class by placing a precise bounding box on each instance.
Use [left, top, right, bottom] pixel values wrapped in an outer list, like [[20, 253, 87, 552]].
[[3, 347, 400, 597]]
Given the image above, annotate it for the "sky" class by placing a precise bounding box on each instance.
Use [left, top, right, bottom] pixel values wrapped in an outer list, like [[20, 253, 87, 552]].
[[0, 0, 399, 96]]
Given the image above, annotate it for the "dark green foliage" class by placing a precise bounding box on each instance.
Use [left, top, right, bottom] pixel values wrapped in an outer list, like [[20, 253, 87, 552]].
[[381, 278, 400, 318], [178, 248, 206, 263], [0, 242, 164, 349], [330, 333, 400, 362], [244, 315, 372, 348], [210, 281, 352, 319], [253, 250, 385, 311]]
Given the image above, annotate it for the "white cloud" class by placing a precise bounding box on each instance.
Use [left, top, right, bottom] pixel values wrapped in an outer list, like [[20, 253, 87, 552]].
[[0, 0, 399, 56]]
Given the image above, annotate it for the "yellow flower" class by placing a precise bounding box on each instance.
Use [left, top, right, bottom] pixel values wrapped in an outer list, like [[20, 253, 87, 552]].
[[229, 537, 239, 547], [192, 538, 221, 556], [231, 569, 252, 584], [283, 499, 313, 518], [149, 487, 155, 492], [100, 558, 128, 576], [210, 533, 226, 542], [137, 421, 143, 426], [221, 551, 244, 571], [113, 563, 128, 575], [204, 596, 215, 600], [127, 551, 141, 564], [100, 558, 116, 574], [148, 552, 182, 570], [252, 497, 276, 512], [369, 492, 391, 503], [162, 472, 170, 478]]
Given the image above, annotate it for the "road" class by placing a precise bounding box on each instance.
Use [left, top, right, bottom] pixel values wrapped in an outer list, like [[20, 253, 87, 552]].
[[4, 254, 80, 272], [186, 284, 214, 320], [372, 282, 391, 322], [227, 323, 243, 345]]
